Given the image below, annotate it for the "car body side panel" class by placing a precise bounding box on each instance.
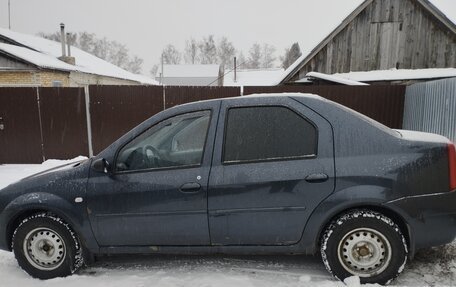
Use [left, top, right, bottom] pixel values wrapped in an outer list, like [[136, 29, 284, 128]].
[[86, 100, 221, 246], [385, 191, 456, 250], [208, 96, 335, 246], [292, 96, 451, 197], [0, 160, 97, 252], [0, 94, 453, 257]]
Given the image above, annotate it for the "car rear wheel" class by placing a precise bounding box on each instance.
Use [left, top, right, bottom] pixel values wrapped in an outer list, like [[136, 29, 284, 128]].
[[320, 210, 408, 285], [12, 213, 84, 279]]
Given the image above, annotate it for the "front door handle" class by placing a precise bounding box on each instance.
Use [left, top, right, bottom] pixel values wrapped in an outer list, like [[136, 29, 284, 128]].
[[305, 173, 329, 183], [180, 182, 201, 193]]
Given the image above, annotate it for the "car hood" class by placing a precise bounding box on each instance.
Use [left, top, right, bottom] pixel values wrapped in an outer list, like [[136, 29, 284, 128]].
[[0, 159, 92, 210], [18, 159, 88, 183]]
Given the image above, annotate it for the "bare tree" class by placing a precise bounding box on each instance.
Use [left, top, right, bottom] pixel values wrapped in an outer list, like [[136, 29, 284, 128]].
[[126, 56, 143, 74], [261, 44, 276, 68], [236, 52, 247, 69], [184, 38, 199, 64], [37, 31, 61, 42], [108, 41, 129, 68], [93, 37, 109, 60], [217, 37, 236, 68], [78, 32, 96, 54], [162, 44, 181, 64], [38, 31, 145, 74], [199, 35, 217, 64], [150, 64, 159, 77], [247, 43, 262, 69], [280, 42, 302, 69]]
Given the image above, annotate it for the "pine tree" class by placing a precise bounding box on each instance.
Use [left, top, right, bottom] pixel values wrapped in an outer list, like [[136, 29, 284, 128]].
[[280, 42, 302, 69]]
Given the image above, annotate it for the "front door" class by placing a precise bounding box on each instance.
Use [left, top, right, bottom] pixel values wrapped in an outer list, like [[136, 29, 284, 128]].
[[87, 106, 218, 246], [208, 97, 335, 245]]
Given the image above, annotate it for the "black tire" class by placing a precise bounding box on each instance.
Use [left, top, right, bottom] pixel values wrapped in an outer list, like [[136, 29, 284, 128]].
[[12, 212, 84, 279], [320, 210, 408, 285]]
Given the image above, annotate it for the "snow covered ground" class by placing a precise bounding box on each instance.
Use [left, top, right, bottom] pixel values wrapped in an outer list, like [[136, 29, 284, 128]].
[[0, 160, 454, 286]]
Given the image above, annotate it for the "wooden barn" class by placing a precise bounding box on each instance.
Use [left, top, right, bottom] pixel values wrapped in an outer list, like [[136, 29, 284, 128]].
[[279, 0, 456, 84]]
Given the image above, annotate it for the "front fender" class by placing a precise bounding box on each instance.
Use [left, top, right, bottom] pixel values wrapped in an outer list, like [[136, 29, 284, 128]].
[[0, 192, 97, 252]]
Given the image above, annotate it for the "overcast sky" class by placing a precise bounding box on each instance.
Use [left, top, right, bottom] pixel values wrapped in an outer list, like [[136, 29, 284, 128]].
[[0, 0, 455, 76]]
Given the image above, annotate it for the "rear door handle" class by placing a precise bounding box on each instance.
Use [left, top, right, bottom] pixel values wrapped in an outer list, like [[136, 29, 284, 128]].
[[180, 182, 201, 193], [305, 173, 329, 183]]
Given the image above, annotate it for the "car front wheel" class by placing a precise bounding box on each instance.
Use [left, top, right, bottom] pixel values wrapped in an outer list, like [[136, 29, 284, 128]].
[[12, 212, 84, 279], [320, 209, 408, 285]]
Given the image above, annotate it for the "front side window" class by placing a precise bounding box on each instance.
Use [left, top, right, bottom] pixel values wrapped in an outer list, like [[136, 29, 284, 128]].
[[223, 106, 317, 163], [116, 110, 210, 172]]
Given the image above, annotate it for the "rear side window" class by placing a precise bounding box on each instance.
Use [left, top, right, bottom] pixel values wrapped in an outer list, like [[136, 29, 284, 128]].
[[223, 106, 317, 163]]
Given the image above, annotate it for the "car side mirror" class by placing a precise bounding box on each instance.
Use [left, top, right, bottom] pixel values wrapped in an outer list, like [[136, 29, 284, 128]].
[[92, 158, 111, 174]]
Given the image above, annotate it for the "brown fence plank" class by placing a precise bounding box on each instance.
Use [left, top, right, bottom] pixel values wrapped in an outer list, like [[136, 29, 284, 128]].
[[0, 85, 406, 163], [0, 88, 43, 163], [39, 87, 89, 160], [165, 86, 240, 109], [244, 85, 406, 128], [89, 85, 164, 154]]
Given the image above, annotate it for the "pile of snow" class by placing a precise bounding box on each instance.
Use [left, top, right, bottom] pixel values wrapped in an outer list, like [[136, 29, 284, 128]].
[[305, 72, 369, 86], [0, 156, 87, 190], [0, 160, 454, 286], [333, 68, 456, 82], [0, 28, 157, 85], [224, 68, 285, 86], [157, 64, 220, 78]]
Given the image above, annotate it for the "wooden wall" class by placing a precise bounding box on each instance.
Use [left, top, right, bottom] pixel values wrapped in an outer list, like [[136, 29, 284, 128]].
[[0, 53, 34, 69], [293, 0, 456, 81]]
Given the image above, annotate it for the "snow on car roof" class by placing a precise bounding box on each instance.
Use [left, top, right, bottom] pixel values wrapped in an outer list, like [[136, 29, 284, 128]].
[[0, 27, 157, 85]]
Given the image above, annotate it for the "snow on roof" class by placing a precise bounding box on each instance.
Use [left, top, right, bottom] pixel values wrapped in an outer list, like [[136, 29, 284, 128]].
[[158, 64, 220, 78], [0, 27, 157, 85], [272, 54, 306, 85], [276, 0, 456, 85], [224, 68, 285, 87], [332, 68, 456, 82], [0, 42, 75, 71], [304, 71, 369, 86]]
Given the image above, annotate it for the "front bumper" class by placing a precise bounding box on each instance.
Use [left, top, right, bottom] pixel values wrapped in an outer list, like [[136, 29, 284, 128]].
[[385, 191, 456, 253]]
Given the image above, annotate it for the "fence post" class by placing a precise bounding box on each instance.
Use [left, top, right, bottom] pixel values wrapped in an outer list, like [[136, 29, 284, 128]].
[[35, 87, 46, 162], [84, 86, 94, 157], [163, 86, 166, 110]]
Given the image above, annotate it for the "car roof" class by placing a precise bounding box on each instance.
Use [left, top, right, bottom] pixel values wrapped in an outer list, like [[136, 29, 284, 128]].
[[179, 93, 324, 107]]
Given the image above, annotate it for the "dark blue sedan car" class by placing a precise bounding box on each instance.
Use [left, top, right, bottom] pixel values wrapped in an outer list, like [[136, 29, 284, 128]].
[[0, 94, 455, 284]]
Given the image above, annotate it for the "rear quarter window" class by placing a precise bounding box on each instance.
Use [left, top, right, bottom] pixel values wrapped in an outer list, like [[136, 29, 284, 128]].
[[223, 106, 317, 163]]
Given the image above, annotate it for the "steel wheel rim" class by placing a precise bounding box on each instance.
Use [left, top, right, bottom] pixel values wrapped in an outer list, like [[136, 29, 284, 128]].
[[337, 227, 392, 277], [23, 227, 66, 270]]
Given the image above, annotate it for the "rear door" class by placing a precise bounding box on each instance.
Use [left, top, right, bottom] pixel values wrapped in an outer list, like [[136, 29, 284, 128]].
[[208, 96, 335, 245]]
